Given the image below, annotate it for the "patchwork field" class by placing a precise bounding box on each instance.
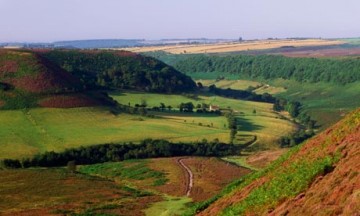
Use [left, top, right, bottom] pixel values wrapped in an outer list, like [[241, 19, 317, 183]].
[[122, 39, 344, 54]]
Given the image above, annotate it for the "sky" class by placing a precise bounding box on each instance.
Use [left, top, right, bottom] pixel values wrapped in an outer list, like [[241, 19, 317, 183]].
[[0, 0, 359, 42]]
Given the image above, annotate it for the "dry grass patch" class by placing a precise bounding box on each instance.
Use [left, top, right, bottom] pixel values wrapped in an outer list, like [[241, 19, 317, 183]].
[[122, 39, 344, 54]]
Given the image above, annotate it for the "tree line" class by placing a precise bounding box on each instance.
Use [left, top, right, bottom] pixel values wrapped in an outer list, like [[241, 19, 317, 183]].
[[1, 139, 242, 168], [174, 54, 360, 85]]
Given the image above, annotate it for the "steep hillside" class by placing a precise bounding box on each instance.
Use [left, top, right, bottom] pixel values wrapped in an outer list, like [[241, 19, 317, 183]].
[[0, 50, 105, 109], [40, 50, 196, 93], [0, 50, 81, 93], [195, 109, 360, 215]]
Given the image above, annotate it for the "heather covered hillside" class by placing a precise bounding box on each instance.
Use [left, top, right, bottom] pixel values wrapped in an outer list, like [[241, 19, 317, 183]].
[[193, 108, 360, 216], [0, 50, 101, 109]]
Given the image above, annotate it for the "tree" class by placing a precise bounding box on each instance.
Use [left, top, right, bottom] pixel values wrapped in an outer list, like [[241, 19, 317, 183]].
[[230, 129, 237, 144], [160, 103, 166, 111], [67, 161, 77, 173], [141, 99, 147, 108]]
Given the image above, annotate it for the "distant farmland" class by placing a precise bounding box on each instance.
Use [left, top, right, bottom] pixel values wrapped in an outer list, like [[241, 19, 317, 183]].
[[122, 39, 344, 54]]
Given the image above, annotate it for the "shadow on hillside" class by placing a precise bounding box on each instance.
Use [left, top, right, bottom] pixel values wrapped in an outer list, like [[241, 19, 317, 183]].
[[236, 116, 264, 132]]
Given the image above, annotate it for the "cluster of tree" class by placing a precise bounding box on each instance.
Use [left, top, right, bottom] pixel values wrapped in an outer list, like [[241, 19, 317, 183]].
[[225, 112, 238, 143], [1, 139, 242, 168], [174, 54, 360, 85], [41, 50, 196, 93], [273, 99, 301, 118], [179, 102, 195, 112], [279, 129, 315, 147], [208, 85, 276, 103], [273, 98, 316, 129]]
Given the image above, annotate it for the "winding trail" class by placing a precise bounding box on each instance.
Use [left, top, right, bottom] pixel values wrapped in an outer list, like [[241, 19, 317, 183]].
[[177, 158, 193, 197]]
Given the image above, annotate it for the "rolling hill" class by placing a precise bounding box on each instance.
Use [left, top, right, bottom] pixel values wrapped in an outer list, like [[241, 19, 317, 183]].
[[0, 50, 106, 109], [0, 49, 196, 109], [193, 108, 360, 215], [40, 49, 196, 93]]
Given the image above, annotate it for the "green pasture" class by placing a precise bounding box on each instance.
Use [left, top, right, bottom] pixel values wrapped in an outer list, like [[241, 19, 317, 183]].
[[0, 91, 297, 159], [111, 91, 297, 148], [0, 107, 231, 159], [269, 79, 360, 128]]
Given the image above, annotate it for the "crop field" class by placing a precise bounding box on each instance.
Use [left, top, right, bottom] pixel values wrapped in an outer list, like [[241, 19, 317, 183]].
[[122, 39, 344, 54]]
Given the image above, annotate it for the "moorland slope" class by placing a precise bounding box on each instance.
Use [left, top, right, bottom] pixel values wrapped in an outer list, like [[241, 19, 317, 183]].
[[195, 108, 360, 215]]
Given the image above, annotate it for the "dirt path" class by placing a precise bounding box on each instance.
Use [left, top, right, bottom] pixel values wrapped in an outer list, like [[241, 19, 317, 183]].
[[177, 158, 193, 197]]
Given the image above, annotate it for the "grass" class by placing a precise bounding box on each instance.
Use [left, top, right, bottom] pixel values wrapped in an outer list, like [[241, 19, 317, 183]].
[[221, 156, 259, 171], [269, 79, 360, 128], [221, 155, 339, 215], [145, 195, 192, 216], [196, 79, 286, 95], [111, 91, 297, 148], [0, 91, 296, 159], [0, 107, 229, 159], [187, 74, 360, 130], [78, 160, 168, 186]]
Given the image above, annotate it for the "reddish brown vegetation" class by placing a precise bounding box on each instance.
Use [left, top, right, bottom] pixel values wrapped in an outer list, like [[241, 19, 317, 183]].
[[183, 157, 251, 202], [269, 116, 360, 216], [246, 149, 287, 169], [0, 169, 161, 216], [0, 50, 81, 93], [149, 157, 188, 197], [198, 109, 360, 216], [39, 94, 101, 108], [0, 60, 19, 75], [149, 157, 251, 202], [281, 48, 360, 57]]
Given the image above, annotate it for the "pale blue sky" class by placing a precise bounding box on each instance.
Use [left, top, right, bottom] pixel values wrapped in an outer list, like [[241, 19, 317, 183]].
[[0, 0, 359, 42]]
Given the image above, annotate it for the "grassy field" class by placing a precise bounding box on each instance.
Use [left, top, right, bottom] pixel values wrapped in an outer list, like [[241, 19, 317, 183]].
[[0, 91, 296, 159], [122, 39, 344, 54], [268, 79, 360, 128], [189, 73, 360, 129], [0, 107, 229, 159], [111, 91, 297, 149], [197, 79, 286, 95]]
